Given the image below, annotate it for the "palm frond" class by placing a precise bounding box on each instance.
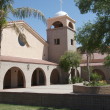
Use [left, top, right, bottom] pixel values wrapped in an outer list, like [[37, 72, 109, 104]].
[[0, 0, 14, 10], [11, 7, 46, 23]]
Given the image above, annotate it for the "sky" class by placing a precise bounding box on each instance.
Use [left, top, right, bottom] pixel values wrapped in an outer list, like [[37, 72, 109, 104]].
[[9, 0, 96, 40]]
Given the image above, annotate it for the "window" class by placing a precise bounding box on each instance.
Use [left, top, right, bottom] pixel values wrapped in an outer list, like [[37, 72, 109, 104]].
[[54, 39, 60, 45], [71, 39, 73, 45], [18, 34, 26, 46]]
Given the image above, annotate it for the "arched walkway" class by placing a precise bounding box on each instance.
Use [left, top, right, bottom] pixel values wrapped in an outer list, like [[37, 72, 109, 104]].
[[50, 69, 60, 84], [70, 69, 80, 80], [3, 67, 25, 89], [92, 69, 105, 80], [31, 68, 46, 86]]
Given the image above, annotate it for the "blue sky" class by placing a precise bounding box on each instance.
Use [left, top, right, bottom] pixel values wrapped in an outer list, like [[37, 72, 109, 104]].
[[10, 0, 96, 40]]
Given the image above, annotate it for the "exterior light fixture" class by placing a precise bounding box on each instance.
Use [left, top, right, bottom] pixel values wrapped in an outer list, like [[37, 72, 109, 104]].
[[47, 66, 49, 70], [27, 64, 30, 70]]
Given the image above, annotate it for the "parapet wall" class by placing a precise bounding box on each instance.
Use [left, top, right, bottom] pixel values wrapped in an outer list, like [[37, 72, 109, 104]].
[[0, 92, 110, 110]]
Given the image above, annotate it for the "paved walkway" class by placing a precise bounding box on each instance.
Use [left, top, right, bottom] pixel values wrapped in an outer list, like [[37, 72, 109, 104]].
[[0, 84, 73, 94]]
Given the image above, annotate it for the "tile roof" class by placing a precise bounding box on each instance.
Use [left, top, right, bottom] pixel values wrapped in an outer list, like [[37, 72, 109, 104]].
[[81, 59, 104, 64], [0, 56, 58, 66]]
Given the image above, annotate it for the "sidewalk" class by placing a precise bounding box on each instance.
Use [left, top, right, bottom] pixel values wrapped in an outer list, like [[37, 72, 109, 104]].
[[0, 84, 73, 94]]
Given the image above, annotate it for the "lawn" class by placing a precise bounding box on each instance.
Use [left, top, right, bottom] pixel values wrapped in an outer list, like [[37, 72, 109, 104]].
[[0, 104, 75, 110]]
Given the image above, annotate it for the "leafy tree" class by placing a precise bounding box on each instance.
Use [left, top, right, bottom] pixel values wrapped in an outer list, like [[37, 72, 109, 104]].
[[59, 51, 82, 76], [74, 0, 110, 54], [0, 0, 46, 49], [74, 0, 110, 81], [104, 55, 110, 66], [75, 22, 98, 81], [74, 0, 110, 15]]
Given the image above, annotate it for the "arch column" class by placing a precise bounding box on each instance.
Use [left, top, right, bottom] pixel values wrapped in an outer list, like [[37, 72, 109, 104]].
[[46, 73, 50, 85]]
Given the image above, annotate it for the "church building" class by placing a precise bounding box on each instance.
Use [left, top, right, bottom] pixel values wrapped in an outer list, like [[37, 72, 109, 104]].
[[0, 11, 109, 90]]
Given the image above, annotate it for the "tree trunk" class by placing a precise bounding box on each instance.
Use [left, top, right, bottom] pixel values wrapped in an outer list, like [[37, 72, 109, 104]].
[[87, 53, 90, 82], [76, 67, 77, 77], [0, 26, 2, 54], [0, 27, 2, 48]]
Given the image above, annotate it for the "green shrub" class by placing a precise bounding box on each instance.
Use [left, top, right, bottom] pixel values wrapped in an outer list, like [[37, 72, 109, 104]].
[[84, 73, 107, 86], [90, 72, 102, 82], [71, 76, 83, 84], [85, 81, 107, 86]]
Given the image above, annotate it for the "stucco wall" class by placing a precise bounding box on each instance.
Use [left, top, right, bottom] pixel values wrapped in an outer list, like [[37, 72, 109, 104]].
[[47, 27, 68, 63], [67, 28, 76, 51], [1, 23, 48, 60], [47, 27, 76, 63]]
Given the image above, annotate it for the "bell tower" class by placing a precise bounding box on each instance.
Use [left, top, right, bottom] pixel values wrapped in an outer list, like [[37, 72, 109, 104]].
[[47, 11, 76, 63]]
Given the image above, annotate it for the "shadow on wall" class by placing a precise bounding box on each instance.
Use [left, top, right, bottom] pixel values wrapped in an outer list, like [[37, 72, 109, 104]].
[[50, 69, 60, 84], [42, 45, 48, 60]]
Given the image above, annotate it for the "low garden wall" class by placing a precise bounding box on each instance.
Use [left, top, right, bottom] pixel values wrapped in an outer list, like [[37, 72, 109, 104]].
[[73, 84, 110, 94], [0, 92, 110, 110]]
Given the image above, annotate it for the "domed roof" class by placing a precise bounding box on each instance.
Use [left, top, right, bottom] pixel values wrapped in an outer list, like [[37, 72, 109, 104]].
[[54, 11, 68, 17]]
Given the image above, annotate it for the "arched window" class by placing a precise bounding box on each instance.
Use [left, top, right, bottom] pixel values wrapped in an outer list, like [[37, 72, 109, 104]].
[[51, 21, 63, 29], [68, 22, 73, 29]]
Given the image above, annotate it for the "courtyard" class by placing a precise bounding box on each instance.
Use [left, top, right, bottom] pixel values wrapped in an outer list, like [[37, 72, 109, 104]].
[[0, 84, 73, 94]]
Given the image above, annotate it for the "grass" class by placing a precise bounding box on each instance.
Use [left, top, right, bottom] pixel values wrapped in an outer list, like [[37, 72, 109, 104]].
[[0, 104, 77, 110]]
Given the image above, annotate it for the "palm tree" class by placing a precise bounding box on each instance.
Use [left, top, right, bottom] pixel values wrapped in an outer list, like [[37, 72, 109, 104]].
[[0, 0, 46, 49]]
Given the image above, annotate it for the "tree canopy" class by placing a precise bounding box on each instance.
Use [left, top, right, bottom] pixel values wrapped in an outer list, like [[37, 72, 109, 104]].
[[74, 0, 110, 15], [74, 0, 110, 53], [59, 51, 82, 72], [104, 55, 110, 66]]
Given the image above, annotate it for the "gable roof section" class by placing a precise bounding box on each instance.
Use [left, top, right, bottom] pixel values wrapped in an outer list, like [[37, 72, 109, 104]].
[[0, 56, 58, 66], [7, 21, 48, 46]]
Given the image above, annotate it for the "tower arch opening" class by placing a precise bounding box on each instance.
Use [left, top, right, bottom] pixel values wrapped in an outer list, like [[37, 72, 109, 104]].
[[68, 22, 73, 29], [50, 69, 60, 84], [51, 21, 63, 29], [3, 67, 25, 89], [31, 68, 46, 86]]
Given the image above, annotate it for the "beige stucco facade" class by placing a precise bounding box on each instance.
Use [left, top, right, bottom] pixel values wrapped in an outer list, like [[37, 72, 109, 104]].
[[1, 21, 48, 60]]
